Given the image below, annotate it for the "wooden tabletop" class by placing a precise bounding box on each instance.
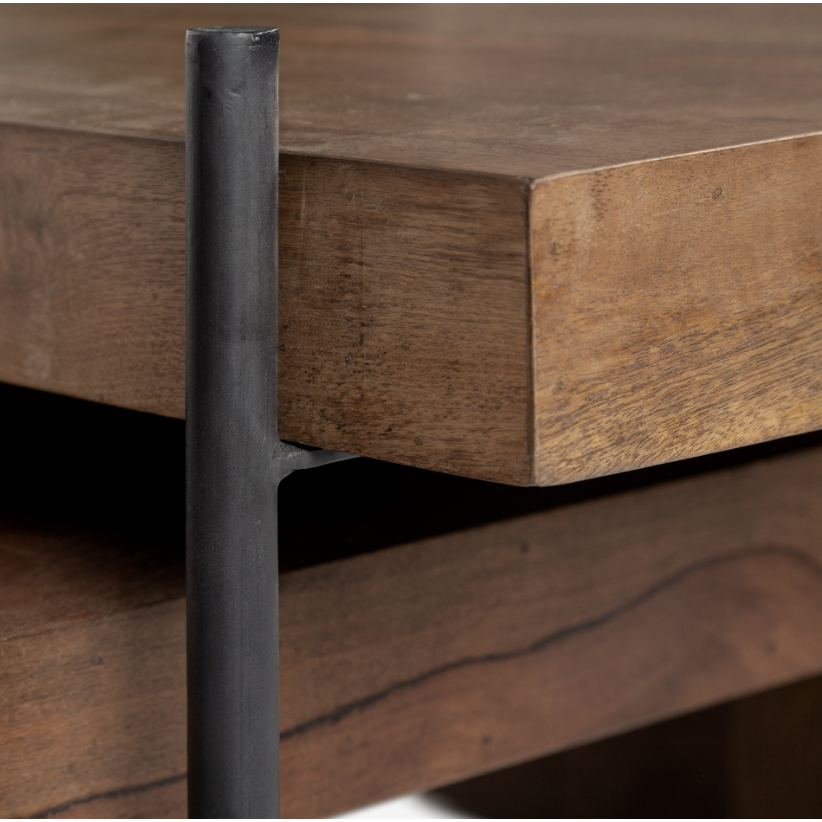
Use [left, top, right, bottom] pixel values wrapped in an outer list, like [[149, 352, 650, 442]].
[[1, 4, 821, 483]]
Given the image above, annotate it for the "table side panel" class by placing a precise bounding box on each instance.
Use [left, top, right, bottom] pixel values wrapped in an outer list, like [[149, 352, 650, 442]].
[[0, 126, 532, 483], [277, 157, 532, 484], [531, 134, 822, 484], [0, 123, 186, 417]]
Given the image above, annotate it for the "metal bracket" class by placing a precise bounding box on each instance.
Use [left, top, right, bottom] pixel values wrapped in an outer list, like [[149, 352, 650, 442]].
[[272, 440, 358, 481], [185, 26, 355, 818]]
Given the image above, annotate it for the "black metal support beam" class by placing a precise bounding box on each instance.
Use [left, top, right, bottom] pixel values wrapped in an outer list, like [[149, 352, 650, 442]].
[[185, 27, 353, 818]]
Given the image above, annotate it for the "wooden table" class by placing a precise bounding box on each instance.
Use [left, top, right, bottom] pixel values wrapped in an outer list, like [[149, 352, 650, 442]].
[[2, 4, 822, 817]]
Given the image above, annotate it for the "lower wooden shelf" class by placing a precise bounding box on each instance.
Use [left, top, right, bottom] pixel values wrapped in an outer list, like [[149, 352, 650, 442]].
[[3, 385, 822, 817]]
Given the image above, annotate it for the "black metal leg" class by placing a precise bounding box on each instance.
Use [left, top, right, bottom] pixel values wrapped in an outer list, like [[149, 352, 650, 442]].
[[185, 26, 354, 818], [186, 26, 282, 819]]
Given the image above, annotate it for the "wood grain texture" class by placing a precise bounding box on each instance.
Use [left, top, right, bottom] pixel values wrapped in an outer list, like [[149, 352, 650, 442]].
[[279, 444, 822, 815], [2, 5, 822, 177], [0, 123, 185, 417], [0, 596, 186, 819], [278, 157, 531, 482], [7, 441, 822, 818], [531, 134, 822, 483], [2, 6, 822, 481], [41, 776, 186, 820], [0, 505, 186, 819]]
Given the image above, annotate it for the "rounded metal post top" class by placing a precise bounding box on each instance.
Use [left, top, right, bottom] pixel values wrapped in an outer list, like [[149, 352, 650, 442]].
[[186, 26, 279, 38]]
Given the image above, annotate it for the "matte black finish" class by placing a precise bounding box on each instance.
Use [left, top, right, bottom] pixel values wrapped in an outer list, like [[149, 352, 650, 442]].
[[186, 27, 282, 819], [186, 27, 356, 817]]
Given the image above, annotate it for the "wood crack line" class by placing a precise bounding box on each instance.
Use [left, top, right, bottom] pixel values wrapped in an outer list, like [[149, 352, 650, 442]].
[[281, 544, 822, 741], [32, 773, 186, 818]]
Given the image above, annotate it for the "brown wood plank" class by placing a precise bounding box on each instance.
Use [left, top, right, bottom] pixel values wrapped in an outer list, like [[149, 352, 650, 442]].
[[278, 157, 531, 483], [42, 776, 186, 820], [4, 121, 822, 484], [41, 670, 822, 819], [0, 123, 185, 418], [0, 123, 532, 482], [279, 444, 822, 815], [2, 5, 822, 177], [2, 6, 822, 481], [6, 441, 822, 817], [291, 550, 822, 816], [0, 600, 187, 819], [531, 134, 822, 483]]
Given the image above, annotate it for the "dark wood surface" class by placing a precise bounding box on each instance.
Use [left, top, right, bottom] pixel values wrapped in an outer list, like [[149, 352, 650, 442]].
[[5, 401, 822, 816], [1, 5, 822, 482], [2, 5, 822, 176], [280, 442, 822, 815], [39, 673, 822, 818]]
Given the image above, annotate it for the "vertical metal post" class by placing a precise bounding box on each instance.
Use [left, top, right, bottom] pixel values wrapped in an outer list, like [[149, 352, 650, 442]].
[[186, 27, 281, 819]]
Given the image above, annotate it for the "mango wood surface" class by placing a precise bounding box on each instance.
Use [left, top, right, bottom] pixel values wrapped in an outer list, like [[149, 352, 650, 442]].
[[1, 5, 822, 482], [4, 438, 822, 818], [531, 136, 822, 482]]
